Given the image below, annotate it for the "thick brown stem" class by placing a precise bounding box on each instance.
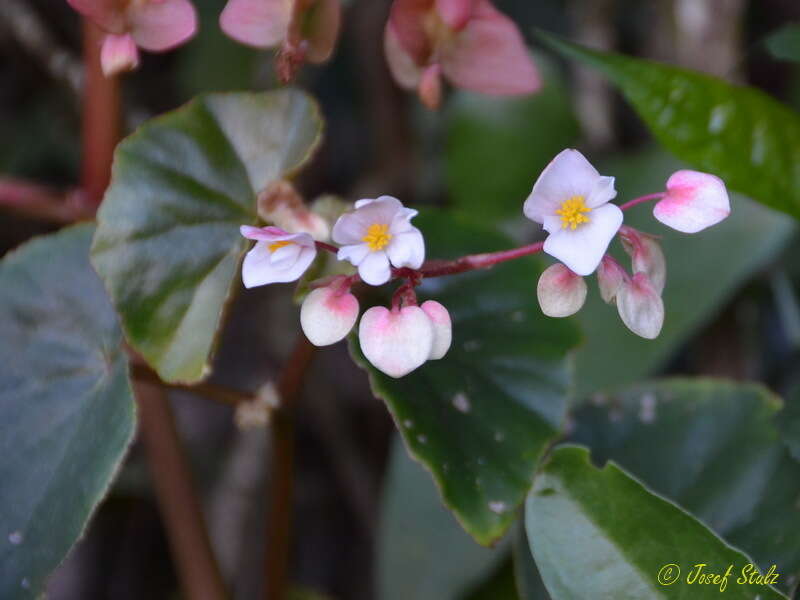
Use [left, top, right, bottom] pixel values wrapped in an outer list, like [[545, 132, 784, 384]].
[[135, 380, 229, 600], [264, 337, 316, 600], [81, 20, 120, 208], [131, 363, 253, 406]]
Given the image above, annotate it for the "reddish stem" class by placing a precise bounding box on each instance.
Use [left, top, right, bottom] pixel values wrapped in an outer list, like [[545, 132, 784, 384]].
[[315, 240, 340, 254], [619, 193, 665, 211], [418, 242, 545, 278]]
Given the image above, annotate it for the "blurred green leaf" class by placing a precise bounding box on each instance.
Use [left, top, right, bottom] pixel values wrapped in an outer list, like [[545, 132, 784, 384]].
[[570, 378, 800, 592], [351, 211, 581, 545], [0, 225, 135, 600], [462, 558, 520, 600], [539, 31, 800, 220], [512, 527, 551, 600], [92, 90, 322, 383], [782, 385, 800, 462], [765, 24, 800, 64], [573, 149, 795, 398], [445, 56, 578, 222], [379, 437, 507, 600], [526, 446, 787, 600]]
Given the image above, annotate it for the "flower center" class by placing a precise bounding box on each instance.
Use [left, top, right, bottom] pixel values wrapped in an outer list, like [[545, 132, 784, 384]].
[[362, 223, 392, 251], [268, 240, 293, 252], [556, 196, 591, 230]]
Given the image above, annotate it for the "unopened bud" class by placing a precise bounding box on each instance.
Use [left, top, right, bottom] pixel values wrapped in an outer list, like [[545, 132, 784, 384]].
[[257, 180, 330, 241], [359, 305, 433, 378], [597, 256, 627, 304], [616, 273, 664, 339], [654, 170, 730, 233], [537, 263, 587, 318], [101, 33, 139, 77], [420, 300, 452, 360], [300, 283, 359, 346], [418, 64, 443, 110], [619, 227, 666, 295]]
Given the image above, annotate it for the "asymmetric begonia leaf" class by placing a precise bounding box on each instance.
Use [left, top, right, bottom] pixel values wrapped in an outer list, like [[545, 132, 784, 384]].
[[0, 225, 135, 599], [526, 446, 787, 600], [351, 211, 581, 546], [570, 378, 800, 591], [92, 89, 322, 383], [539, 30, 800, 220]]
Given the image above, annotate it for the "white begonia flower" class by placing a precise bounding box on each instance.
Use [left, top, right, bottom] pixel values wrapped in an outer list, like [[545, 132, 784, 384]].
[[536, 263, 587, 317], [654, 170, 730, 233], [240, 225, 317, 288], [332, 196, 425, 286], [523, 149, 623, 276], [300, 284, 359, 346]]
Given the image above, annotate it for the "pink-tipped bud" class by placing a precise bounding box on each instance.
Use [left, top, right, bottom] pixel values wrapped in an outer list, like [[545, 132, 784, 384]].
[[101, 33, 140, 77], [619, 227, 666, 295], [418, 64, 443, 110], [257, 180, 330, 241], [435, 0, 472, 32], [616, 272, 664, 339], [420, 300, 452, 360], [654, 170, 730, 233], [300, 284, 359, 346], [359, 305, 434, 378], [597, 256, 627, 304], [536, 263, 587, 318]]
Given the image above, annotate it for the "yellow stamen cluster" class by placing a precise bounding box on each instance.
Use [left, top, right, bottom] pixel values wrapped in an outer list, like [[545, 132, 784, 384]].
[[362, 223, 392, 251], [556, 196, 591, 230], [268, 240, 293, 252]]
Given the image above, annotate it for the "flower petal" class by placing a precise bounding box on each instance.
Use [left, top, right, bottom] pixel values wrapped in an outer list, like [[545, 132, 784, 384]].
[[616, 273, 664, 339], [596, 255, 627, 304], [536, 263, 587, 317], [542, 203, 623, 276], [358, 251, 392, 286], [332, 196, 404, 245], [220, 0, 291, 49], [300, 285, 359, 346], [439, 0, 539, 96], [654, 170, 731, 233], [359, 305, 434, 377], [67, 0, 127, 34], [420, 300, 452, 359], [620, 227, 666, 295], [101, 33, 140, 76], [435, 0, 473, 31], [384, 24, 422, 90], [418, 63, 443, 109], [129, 0, 198, 52], [386, 229, 425, 269], [585, 175, 617, 209], [337, 243, 372, 266], [301, 0, 341, 63]]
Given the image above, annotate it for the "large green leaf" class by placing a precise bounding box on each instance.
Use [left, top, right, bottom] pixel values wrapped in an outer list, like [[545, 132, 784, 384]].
[[512, 527, 551, 600], [351, 211, 581, 545], [0, 225, 135, 599], [539, 31, 800, 220], [574, 149, 795, 398], [526, 446, 787, 600], [92, 90, 323, 383], [570, 378, 800, 591]]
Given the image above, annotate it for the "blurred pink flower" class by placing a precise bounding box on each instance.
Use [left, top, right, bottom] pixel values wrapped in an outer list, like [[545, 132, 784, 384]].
[[67, 0, 198, 76], [384, 0, 540, 109], [220, 0, 341, 82]]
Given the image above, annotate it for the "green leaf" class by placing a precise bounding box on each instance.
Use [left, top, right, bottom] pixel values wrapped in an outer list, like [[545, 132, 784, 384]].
[[92, 90, 322, 383], [445, 55, 579, 222], [351, 211, 581, 545], [538, 30, 800, 220], [765, 24, 800, 64], [782, 384, 800, 462], [462, 558, 520, 600], [0, 225, 135, 599], [512, 527, 551, 600], [570, 378, 800, 590], [379, 437, 507, 600], [526, 446, 787, 600], [573, 149, 795, 398]]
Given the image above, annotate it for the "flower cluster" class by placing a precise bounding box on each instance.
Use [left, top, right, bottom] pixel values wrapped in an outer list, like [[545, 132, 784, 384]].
[[239, 148, 730, 377]]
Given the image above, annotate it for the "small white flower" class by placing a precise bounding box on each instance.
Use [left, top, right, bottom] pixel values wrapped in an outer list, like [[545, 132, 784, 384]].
[[332, 196, 425, 286], [654, 170, 730, 233], [240, 225, 317, 288], [523, 149, 623, 276]]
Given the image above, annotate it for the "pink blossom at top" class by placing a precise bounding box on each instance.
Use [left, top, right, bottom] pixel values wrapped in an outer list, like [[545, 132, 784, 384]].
[[220, 0, 341, 82], [654, 170, 731, 233], [67, 0, 198, 76], [384, 0, 540, 109]]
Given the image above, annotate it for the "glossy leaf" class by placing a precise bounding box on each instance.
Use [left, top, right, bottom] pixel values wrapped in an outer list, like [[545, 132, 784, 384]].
[[351, 211, 581, 545], [526, 446, 787, 600], [570, 378, 800, 591], [92, 90, 323, 383], [0, 225, 135, 599], [765, 24, 800, 64], [573, 149, 795, 398], [539, 30, 800, 220]]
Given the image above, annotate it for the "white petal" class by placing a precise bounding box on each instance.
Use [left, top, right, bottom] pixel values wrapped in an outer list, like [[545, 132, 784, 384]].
[[359, 305, 434, 377], [523, 149, 604, 224], [241, 241, 315, 288], [333, 197, 404, 245], [269, 242, 302, 267], [536, 263, 587, 317], [596, 256, 627, 304], [332, 212, 368, 245], [620, 228, 666, 296], [337, 243, 371, 266], [585, 175, 617, 208], [358, 251, 392, 285], [386, 229, 425, 269], [616, 273, 664, 339], [543, 203, 623, 276], [654, 170, 730, 233], [420, 300, 452, 359], [300, 286, 359, 346]]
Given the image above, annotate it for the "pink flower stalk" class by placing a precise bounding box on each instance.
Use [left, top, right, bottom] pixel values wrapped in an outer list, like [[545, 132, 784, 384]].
[[220, 0, 341, 82], [654, 170, 730, 233], [384, 0, 540, 109], [67, 0, 198, 76]]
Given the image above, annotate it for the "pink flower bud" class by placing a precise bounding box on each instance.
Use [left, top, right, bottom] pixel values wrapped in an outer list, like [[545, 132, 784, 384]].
[[420, 300, 452, 360], [359, 305, 434, 378], [300, 285, 359, 346], [536, 263, 587, 318], [616, 273, 664, 339], [597, 256, 627, 304], [619, 226, 666, 295], [419, 64, 443, 110], [257, 181, 330, 241], [101, 33, 140, 77], [654, 170, 731, 233]]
